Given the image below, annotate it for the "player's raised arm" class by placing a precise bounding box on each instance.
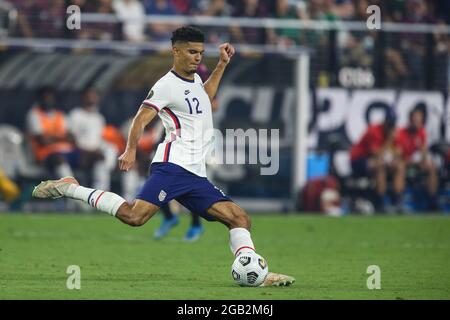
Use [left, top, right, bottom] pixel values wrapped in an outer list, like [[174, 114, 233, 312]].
[[118, 105, 158, 171], [203, 43, 235, 102]]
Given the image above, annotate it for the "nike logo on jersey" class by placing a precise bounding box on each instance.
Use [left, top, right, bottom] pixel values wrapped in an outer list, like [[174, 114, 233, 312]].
[[184, 90, 190, 95]]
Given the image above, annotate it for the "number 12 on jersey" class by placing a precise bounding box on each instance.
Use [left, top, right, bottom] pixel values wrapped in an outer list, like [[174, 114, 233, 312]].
[[185, 97, 202, 114]]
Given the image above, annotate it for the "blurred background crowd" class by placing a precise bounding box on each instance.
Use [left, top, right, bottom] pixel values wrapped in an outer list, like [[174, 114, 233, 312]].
[[7, 0, 450, 41], [1, 0, 448, 90], [0, 0, 449, 216]]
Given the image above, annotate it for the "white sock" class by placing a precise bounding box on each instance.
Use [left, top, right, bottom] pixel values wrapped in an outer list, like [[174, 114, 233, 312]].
[[229, 228, 255, 257], [65, 185, 126, 216]]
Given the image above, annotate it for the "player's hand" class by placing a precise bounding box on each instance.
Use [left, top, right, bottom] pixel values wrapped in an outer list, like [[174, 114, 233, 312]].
[[118, 149, 136, 171], [218, 43, 235, 66]]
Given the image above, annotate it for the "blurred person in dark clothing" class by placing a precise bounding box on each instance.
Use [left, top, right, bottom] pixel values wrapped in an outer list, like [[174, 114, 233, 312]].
[[350, 109, 402, 211], [230, 0, 270, 45], [394, 103, 439, 211], [144, 0, 178, 41], [26, 86, 76, 179], [13, 0, 65, 38]]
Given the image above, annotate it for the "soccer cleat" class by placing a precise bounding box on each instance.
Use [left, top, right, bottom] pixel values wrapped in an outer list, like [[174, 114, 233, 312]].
[[153, 215, 179, 239], [32, 176, 79, 199], [259, 272, 296, 287], [183, 225, 204, 242]]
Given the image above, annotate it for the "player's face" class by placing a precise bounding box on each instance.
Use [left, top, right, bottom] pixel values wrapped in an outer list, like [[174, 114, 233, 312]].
[[40, 91, 56, 110], [173, 42, 205, 75], [411, 111, 424, 129], [83, 89, 99, 107]]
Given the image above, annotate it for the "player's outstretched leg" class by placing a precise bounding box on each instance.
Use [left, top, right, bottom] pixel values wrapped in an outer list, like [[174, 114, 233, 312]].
[[206, 201, 295, 287], [32, 176, 159, 227]]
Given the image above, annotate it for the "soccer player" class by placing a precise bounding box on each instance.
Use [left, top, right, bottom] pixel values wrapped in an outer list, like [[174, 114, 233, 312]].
[[154, 63, 216, 242], [68, 87, 113, 192], [394, 104, 438, 210], [26, 86, 75, 179], [350, 109, 403, 211], [32, 26, 295, 287]]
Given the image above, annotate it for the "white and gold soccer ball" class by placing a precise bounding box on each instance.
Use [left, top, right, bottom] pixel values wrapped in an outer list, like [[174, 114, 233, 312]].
[[231, 251, 268, 287]]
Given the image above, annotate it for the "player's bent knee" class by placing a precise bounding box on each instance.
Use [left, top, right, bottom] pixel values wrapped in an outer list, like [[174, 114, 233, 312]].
[[128, 208, 158, 227], [127, 215, 148, 227], [117, 202, 158, 227]]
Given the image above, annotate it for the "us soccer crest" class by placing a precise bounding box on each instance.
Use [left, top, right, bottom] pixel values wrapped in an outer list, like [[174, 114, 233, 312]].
[[158, 190, 167, 202]]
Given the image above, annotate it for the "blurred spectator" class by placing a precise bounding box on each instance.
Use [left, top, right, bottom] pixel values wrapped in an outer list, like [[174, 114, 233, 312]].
[[68, 87, 115, 191], [434, 0, 450, 24], [0, 167, 20, 204], [270, 0, 302, 47], [170, 0, 197, 15], [354, 0, 408, 88], [196, 0, 232, 16], [10, 0, 33, 38], [432, 20, 450, 91], [349, 109, 402, 211], [195, 0, 233, 44], [384, 0, 406, 22], [340, 32, 373, 68], [384, 45, 409, 87], [352, 0, 369, 21], [69, 0, 119, 41], [297, 0, 337, 49], [12, 0, 65, 38], [144, 0, 178, 41], [332, 0, 354, 20], [26, 86, 75, 179], [113, 0, 146, 42], [301, 175, 343, 216], [230, 0, 270, 45], [308, 0, 338, 21], [400, 0, 437, 88], [394, 103, 439, 210]]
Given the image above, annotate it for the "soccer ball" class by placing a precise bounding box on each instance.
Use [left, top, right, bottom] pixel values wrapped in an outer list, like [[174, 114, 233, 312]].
[[231, 251, 268, 287]]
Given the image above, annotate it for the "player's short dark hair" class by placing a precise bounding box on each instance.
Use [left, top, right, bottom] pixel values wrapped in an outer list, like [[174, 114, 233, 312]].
[[171, 26, 205, 45]]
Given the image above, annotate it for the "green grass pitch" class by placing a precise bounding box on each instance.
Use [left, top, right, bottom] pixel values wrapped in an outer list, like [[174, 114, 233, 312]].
[[0, 212, 449, 299]]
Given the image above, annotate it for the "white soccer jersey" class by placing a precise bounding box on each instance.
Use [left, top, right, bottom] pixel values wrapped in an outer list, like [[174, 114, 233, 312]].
[[142, 70, 214, 177]]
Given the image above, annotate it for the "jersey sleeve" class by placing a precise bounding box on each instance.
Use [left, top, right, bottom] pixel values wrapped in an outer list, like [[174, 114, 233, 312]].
[[142, 81, 171, 113]]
